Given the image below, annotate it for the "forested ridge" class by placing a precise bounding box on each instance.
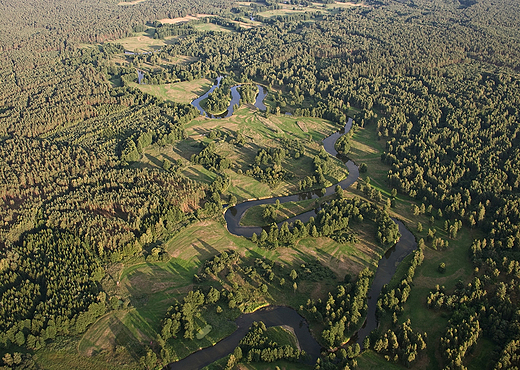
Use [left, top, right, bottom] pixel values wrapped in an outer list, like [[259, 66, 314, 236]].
[[0, 0, 519, 368]]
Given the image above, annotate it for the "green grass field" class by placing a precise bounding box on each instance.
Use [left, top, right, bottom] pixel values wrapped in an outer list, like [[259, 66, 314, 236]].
[[348, 121, 481, 369], [193, 23, 235, 32], [131, 78, 213, 104], [357, 350, 406, 369], [75, 202, 394, 366], [112, 29, 171, 52], [137, 105, 348, 202]]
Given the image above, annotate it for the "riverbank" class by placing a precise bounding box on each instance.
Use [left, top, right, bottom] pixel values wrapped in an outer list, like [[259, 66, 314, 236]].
[[167, 306, 321, 370]]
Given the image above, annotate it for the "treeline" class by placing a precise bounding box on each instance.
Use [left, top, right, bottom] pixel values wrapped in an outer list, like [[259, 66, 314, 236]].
[[226, 321, 304, 367], [304, 268, 373, 348], [372, 320, 427, 366], [251, 197, 400, 250], [377, 248, 424, 321], [118, 99, 199, 163]]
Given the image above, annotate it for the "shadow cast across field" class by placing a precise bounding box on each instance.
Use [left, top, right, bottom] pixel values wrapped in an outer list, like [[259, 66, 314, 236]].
[[118, 261, 197, 348], [193, 238, 221, 259], [107, 316, 144, 361], [144, 153, 163, 168], [162, 153, 178, 166], [173, 139, 201, 160], [182, 166, 216, 184]]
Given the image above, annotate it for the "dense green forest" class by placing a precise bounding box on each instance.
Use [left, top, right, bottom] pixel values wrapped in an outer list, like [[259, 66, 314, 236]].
[[0, 0, 519, 368]]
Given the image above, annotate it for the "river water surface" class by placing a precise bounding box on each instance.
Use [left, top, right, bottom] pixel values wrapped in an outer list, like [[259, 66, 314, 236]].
[[167, 306, 320, 370], [167, 89, 418, 369], [191, 77, 267, 118]]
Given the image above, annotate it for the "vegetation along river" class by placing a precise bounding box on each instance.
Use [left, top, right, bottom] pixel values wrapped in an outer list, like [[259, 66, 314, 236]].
[[168, 85, 417, 369], [191, 76, 267, 118], [167, 306, 320, 370]]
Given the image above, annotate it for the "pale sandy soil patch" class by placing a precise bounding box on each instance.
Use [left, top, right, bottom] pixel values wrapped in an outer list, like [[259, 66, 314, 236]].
[[159, 14, 215, 24], [118, 0, 147, 5]]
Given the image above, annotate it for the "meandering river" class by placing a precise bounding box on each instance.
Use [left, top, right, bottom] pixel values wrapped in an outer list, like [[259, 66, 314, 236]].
[[191, 77, 267, 118], [167, 306, 320, 370], [166, 84, 418, 369]]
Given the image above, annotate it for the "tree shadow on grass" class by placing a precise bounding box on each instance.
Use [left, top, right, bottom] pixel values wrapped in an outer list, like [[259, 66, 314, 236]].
[[144, 153, 163, 168], [193, 238, 220, 261], [107, 315, 145, 361]]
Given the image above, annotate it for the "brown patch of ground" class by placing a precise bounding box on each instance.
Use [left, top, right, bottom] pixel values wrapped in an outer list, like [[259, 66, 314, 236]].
[[255, 115, 281, 133], [296, 120, 309, 132]]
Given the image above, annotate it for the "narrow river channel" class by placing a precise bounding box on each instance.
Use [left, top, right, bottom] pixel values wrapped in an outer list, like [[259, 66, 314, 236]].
[[166, 81, 418, 369], [167, 306, 321, 370], [191, 77, 267, 118]]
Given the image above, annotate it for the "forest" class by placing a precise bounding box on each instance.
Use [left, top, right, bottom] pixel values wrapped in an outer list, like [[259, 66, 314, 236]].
[[0, 0, 519, 368]]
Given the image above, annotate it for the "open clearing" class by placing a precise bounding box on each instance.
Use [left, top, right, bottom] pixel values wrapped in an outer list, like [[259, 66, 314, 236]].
[[137, 104, 348, 202], [159, 14, 215, 24], [240, 198, 319, 227], [254, 1, 368, 18], [111, 30, 175, 52], [193, 23, 236, 32], [130, 78, 213, 104], [78, 210, 388, 360], [118, 0, 147, 5]]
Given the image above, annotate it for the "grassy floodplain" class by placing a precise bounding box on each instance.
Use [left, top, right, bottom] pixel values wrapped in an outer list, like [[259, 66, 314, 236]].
[[34, 107, 477, 370], [135, 83, 350, 202], [74, 213, 386, 366], [347, 121, 482, 369], [71, 111, 386, 367], [38, 83, 478, 370]]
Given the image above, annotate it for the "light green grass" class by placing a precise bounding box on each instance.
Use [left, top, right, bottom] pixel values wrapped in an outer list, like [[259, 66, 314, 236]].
[[130, 78, 212, 104], [111, 30, 169, 52], [166, 308, 239, 361], [240, 198, 319, 226], [357, 350, 406, 370], [265, 326, 298, 347], [349, 122, 481, 369], [255, 1, 367, 18], [196, 325, 213, 339], [193, 23, 235, 32]]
